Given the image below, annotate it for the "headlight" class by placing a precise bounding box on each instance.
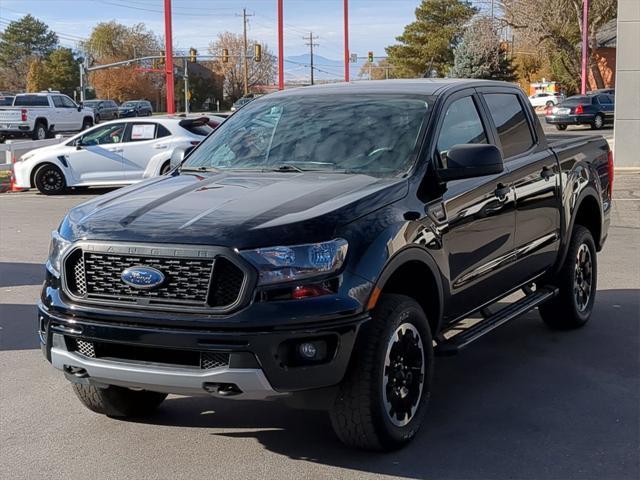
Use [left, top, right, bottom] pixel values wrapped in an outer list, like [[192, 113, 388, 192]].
[[17, 151, 35, 162], [47, 230, 72, 276], [240, 239, 348, 286]]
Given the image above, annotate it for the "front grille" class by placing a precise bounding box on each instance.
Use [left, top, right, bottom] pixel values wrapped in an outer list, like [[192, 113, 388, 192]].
[[70, 339, 229, 369], [63, 244, 248, 311]]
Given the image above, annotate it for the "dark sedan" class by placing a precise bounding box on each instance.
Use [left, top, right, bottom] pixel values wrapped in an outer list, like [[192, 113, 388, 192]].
[[118, 100, 153, 117], [545, 94, 614, 130]]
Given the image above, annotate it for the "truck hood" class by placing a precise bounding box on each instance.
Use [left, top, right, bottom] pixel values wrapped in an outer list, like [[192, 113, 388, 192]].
[[62, 171, 408, 248]]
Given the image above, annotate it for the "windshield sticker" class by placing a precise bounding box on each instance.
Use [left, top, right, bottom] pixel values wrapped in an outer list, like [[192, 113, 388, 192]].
[[131, 124, 155, 140]]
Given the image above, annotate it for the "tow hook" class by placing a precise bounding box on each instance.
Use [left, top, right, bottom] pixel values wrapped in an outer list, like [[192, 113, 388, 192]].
[[203, 382, 243, 397]]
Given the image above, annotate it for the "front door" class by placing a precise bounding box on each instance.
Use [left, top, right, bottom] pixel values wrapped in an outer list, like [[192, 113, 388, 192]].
[[64, 123, 126, 183], [431, 91, 517, 321]]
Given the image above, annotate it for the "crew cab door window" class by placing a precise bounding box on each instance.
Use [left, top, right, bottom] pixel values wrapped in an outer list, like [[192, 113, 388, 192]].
[[436, 95, 487, 167], [483, 93, 534, 159]]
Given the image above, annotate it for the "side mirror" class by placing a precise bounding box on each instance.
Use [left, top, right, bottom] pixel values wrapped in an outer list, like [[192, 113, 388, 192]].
[[438, 144, 504, 182], [170, 146, 195, 169]]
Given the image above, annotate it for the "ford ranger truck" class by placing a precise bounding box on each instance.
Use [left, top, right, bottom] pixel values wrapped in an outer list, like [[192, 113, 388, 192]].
[[39, 80, 612, 451]]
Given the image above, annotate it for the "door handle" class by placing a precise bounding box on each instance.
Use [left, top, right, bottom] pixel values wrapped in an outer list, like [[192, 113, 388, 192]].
[[153, 144, 168, 149], [541, 166, 554, 180], [494, 183, 511, 200], [107, 148, 123, 153]]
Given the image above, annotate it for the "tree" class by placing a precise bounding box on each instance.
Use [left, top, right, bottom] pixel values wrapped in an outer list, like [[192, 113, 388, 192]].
[[46, 48, 80, 96], [501, 0, 617, 92], [0, 14, 58, 91], [208, 32, 276, 102], [26, 59, 48, 92], [82, 22, 162, 102], [450, 17, 517, 81], [358, 59, 399, 80], [385, 0, 477, 78]]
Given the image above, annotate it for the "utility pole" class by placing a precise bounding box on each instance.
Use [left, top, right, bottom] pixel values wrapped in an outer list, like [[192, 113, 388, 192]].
[[164, 0, 175, 114], [238, 8, 254, 97], [304, 32, 319, 85], [580, 0, 589, 94], [183, 57, 189, 114], [277, 0, 284, 90]]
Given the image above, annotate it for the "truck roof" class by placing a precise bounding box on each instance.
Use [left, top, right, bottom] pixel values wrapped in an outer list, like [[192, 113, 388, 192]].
[[272, 79, 521, 98]]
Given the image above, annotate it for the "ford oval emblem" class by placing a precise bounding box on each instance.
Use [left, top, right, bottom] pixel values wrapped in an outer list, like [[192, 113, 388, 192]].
[[121, 266, 165, 289]]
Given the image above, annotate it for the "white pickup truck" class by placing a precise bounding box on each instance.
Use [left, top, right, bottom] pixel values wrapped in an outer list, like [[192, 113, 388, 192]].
[[0, 92, 95, 141]]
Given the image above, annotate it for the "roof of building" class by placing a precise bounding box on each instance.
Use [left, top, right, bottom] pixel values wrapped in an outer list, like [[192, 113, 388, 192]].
[[596, 19, 617, 48]]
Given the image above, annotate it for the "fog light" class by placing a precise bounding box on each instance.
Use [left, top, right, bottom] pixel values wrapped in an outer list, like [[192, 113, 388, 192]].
[[298, 342, 317, 359]]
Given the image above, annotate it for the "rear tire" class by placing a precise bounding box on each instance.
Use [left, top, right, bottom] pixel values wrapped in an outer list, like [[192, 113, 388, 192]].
[[539, 225, 597, 329], [330, 294, 433, 450], [34, 163, 66, 195], [555, 124, 567, 131], [160, 161, 172, 175], [591, 113, 604, 130], [32, 121, 47, 140], [72, 383, 167, 418], [94, 114, 101, 124]]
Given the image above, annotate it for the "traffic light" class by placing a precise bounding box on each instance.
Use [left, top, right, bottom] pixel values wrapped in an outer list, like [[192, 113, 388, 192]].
[[159, 50, 165, 66], [222, 48, 229, 63], [189, 47, 197, 63], [368, 51, 374, 63], [254, 43, 262, 62]]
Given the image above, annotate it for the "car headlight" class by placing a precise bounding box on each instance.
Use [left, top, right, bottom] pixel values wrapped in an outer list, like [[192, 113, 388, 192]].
[[240, 239, 348, 286], [17, 151, 35, 162], [47, 230, 72, 276]]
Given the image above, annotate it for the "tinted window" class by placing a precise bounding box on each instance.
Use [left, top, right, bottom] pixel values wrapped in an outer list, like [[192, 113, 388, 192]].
[[13, 95, 49, 107], [181, 122, 213, 136], [596, 95, 613, 105], [436, 96, 487, 163], [561, 96, 590, 106], [157, 124, 171, 138], [52, 96, 65, 107], [79, 123, 126, 145], [484, 93, 534, 158], [61, 96, 76, 108], [0, 96, 13, 106], [184, 94, 430, 177]]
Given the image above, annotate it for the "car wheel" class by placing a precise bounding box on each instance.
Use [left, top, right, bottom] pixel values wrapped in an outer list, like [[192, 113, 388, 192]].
[[94, 114, 101, 124], [32, 122, 47, 140], [539, 225, 597, 329], [545, 101, 554, 107], [591, 113, 604, 130], [160, 161, 172, 175], [555, 124, 568, 131], [34, 164, 66, 195], [72, 383, 167, 418], [330, 294, 433, 450], [82, 118, 93, 131]]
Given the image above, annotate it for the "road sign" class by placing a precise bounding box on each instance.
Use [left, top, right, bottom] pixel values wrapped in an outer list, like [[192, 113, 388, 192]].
[[350, 53, 357, 63]]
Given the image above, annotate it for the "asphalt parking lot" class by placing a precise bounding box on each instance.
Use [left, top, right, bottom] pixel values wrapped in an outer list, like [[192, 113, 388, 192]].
[[1, 172, 638, 480]]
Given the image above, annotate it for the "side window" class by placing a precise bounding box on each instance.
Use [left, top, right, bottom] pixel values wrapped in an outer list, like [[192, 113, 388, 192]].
[[79, 123, 126, 146], [126, 123, 156, 142], [436, 96, 487, 164], [597, 94, 612, 105], [156, 124, 171, 138], [61, 96, 76, 108], [483, 93, 535, 158], [52, 96, 65, 108]]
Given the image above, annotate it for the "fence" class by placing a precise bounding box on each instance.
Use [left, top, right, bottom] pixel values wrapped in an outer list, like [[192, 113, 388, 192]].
[[0, 136, 68, 171]]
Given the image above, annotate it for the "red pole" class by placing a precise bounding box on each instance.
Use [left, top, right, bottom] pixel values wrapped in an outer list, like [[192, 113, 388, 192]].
[[580, 0, 589, 94], [164, 0, 175, 113], [344, 0, 349, 82], [277, 0, 284, 90]]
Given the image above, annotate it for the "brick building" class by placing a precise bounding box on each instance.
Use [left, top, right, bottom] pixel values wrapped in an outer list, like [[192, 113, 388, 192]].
[[589, 19, 617, 90]]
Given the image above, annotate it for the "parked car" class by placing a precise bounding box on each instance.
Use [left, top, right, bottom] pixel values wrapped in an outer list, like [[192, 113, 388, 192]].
[[12, 116, 212, 194], [528, 91, 564, 107], [0, 91, 94, 140], [545, 94, 615, 130], [118, 100, 153, 117], [39, 80, 611, 451], [84, 99, 119, 123], [230, 96, 255, 111]]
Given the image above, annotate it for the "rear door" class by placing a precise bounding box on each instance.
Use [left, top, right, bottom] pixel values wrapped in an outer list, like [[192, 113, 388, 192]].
[[431, 90, 517, 320], [479, 88, 561, 281], [64, 122, 126, 183], [596, 94, 615, 124], [121, 122, 173, 179]]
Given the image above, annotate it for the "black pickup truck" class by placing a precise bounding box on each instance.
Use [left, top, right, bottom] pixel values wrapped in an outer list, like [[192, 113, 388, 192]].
[[39, 80, 612, 450]]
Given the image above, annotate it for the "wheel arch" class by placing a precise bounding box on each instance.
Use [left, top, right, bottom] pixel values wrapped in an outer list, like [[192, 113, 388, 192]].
[[369, 247, 444, 336]]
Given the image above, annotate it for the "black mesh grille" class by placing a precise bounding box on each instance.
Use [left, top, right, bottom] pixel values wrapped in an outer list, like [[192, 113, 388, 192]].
[[201, 352, 231, 369], [64, 248, 246, 310]]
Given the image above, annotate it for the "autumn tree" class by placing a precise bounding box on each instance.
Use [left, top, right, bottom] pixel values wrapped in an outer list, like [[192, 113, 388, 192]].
[[501, 0, 617, 92], [385, 0, 477, 78], [450, 17, 517, 81], [0, 15, 58, 91], [82, 22, 162, 102], [26, 59, 48, 92], [208, 32, 276, 102]]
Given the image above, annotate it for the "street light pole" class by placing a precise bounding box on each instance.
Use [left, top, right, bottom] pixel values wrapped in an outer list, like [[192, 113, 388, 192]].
[[277, 0, 284, 90], [183, 58, 189, 114], [344, 0, 349, 82], [164, 0, 175, 113], [580, 0, 589, 94]]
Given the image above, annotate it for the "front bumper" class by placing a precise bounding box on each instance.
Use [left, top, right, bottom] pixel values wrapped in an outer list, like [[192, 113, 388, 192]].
[[11, 162, 31, 188], [545, 114, 595, 125], [39, 301, 369, 397]]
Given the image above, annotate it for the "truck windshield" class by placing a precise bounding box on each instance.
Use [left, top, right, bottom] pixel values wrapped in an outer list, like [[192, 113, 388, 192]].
[[182, 94, 430, 177]]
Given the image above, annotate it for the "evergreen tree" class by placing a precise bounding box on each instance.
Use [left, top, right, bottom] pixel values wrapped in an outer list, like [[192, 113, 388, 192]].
[[46, 48, 80, 96], [450, 17, 517, 82], [386, 0, 477, 78]]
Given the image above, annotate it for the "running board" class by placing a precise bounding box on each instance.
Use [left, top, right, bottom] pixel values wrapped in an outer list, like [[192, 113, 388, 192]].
[[435, 287, 558, 356]]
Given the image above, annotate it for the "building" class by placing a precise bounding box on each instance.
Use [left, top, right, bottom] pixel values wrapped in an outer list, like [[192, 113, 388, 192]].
[[588, 19, 617, 90]]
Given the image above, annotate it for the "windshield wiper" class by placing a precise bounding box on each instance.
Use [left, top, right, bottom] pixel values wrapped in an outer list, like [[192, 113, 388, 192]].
[[270, 164, 304, 173], [180, 166, 219, 173]]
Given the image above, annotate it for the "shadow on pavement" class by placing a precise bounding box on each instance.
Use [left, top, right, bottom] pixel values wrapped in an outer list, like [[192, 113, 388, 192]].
[[0, 303, 39, 351], [0, 262, 44, 288], [129, 288, 639, 480]]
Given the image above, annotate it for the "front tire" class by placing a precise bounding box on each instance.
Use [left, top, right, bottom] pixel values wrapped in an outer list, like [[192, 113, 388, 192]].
[[330, 294, 433, 450], [82, 118, 93, 130], [94, 114, 101, 124], [72, 383, 167, 417], [555, 124, 567, 131], [539, 225, 597, 329], [34, 163, 66, 195]]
